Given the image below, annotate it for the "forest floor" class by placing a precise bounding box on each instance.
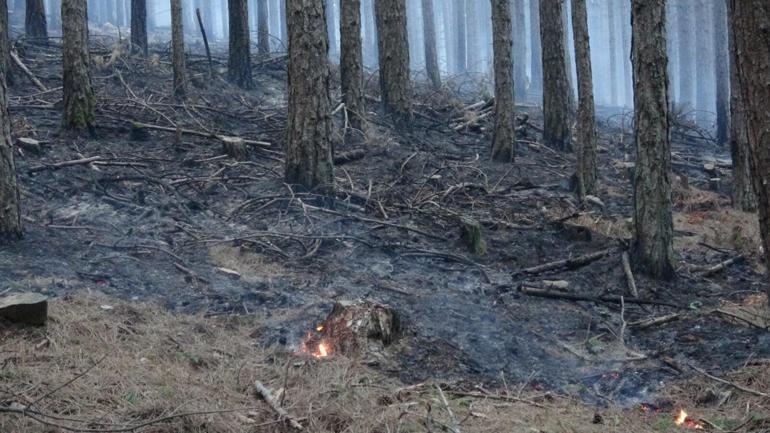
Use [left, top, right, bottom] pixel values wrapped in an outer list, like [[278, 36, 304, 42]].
[[1, 36, 769, 432]]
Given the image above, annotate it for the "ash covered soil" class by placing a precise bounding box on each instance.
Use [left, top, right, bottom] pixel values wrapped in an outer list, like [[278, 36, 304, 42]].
[[2, 39, 769, 406]]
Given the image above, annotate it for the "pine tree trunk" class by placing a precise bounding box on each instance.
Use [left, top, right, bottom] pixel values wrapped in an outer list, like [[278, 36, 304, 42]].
[[257, 0, 269, 54], [631, 0, 674, 279], [219, 0, 229, 40], [490, 0, 514, 162], [361, 0, 375, 66], [676, 1, 694, 109], [171, 0, 186, 97], [374, 0, 411, 126], [695, 0, 712, 121], [539, 0, 572, 152], [26, 0, 48, 39], [714, 0, 729, 147], [465, 0, 479, 72], [620, 0, 632, 107], [131, 0, 148, 55], [228, 0, 252, 88], [49, 0, 60, 30], [453, 0, 466, 73], [512, 0, 526, 99], [421, 0, 440, 89], [0, 0, 12, 85], [529, 0, 542, 97], [340, 0, 363, 128], [62, 0, 95, 131], [571, 0, 596, 197], [0, 46, 21, 239], [279, 0, 287, 45], [607, 0, 618, 106], [730, 0, 770, 303], [285, 0, 333, 191], [325, 0, 337, 59], [727, 0, 755, 212]]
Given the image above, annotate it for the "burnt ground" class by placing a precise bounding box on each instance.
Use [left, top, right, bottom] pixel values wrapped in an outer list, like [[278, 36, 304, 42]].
[[2, 37, 769, 408]]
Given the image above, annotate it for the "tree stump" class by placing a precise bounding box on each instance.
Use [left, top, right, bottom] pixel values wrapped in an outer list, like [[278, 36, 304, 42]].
[[221, 136, 248, 161], [0, 293, 48, 326]]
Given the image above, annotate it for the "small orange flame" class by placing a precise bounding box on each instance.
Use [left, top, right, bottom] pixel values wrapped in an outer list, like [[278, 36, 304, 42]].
[[316, 342, 329, 358], [674, 409, 704, 429], [316, 324, 324, 332]]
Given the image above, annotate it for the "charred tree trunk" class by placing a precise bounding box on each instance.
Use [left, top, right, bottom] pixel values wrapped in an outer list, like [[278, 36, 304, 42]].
[[421, 0, 440, 89], [539, 0, 572, 152], [340, 0, 363, 128], [607, 0, 619, 106], [131, 0, 148, 56], [0, 43, 21, 239], [26, 0, 48, 39], [676, 0, 694, 109], [571, 0, 596, 197], [453, 0, 466, 74], [714, 0, 729, 147], [171, 0, 186, 97], [61, 0, 95, 131], [631, 0, 674, 279], [0, 0, 12, 85], [730, 0, 770, 304], [374, 0, 411, 127], [257, 0, 269, 54], [727, 0, 755, 212], [228, 0, 252, 88], [512, 0, 526, 100], [490, 0, 514, 162], [285, 0, 333, 191], [529, 0, 542, 96]]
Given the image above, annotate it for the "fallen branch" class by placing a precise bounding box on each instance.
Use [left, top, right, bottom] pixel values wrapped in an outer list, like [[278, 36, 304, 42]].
[[435, 384, 462, 433], [254, 381, 304, 430], [517, 286, 683, 309], [688, 363, 770, 398], [28, 156, 103, 173], [621, 251, 639, 297], [696, 255, 745, 277], [333, 149, 366, 165], [10, 50, 48, 91], [629, 313, 682, 330], [131, 122, 271, 148], [513, 248, 612, 276]]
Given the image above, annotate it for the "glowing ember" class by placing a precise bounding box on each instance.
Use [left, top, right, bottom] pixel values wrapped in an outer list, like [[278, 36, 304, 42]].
[[316, 342, 329, 358], [316, 324, 324, 332], [674, 409, 704, 429]]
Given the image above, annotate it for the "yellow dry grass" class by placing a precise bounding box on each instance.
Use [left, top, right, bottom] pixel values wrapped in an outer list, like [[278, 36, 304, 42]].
[[1, 294, 768, 432]]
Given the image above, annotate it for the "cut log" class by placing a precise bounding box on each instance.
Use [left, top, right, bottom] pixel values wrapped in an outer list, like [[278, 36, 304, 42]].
[[221, 136, 248, 161], [16, 137, 43, 155], [0, 293, 48, 326]]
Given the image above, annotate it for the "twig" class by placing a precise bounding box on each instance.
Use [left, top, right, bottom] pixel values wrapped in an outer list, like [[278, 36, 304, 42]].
[[435, 384, 462, 433], [254, 380, 304, 430], [621, 251, 639, 297], [28, 156, 103, 173], [688, 363, 770, 398]]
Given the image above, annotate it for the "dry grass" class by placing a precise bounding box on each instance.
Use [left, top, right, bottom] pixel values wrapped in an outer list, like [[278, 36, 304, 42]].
[[1, 294, 769, 432]]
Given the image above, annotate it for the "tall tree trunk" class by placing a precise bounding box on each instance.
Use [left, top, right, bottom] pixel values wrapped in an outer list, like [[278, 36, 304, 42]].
[[571, 0, 596, 197], [228, 0, 252, 88], [727, 0, 755, 212], [49, 0, 60, 30], [465, 0, 479, 72], [676, 0, 694, 110], [0, 0, 12, 85], [512, 0, 526, 100], [171, 0, 186, 97], [61, 0, 95, 131], [529, 0, 542, 97], [374, 0, 411, 126], [219, 0, 229, 40], [325, 0, 337, 59], [26, 0, 48, 39], [453, 0, 466, 74], [631, 0, 674, 279], [539, 0, 572, 152], [490, 0, 514, 162], [607, 0, 619, 106], [285, 0, 333, 191], [131, 0, 148, 55], [340, 0, 363, 128], [621, 0, 632, 107], [421, 0, 440, 89], [279, 0, 287, 45], [695, 0, 713, 121], [714, 0, 729, 147], [115, 0, 124, 27], [730, 0, 770, 305], [0, 38, 21, 239], [257, 0, 269, 54], [361, 0, 376, 66]]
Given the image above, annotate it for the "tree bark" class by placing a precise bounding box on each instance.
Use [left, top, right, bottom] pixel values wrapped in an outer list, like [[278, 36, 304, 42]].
[[727, 0, 755, 212], [25, 0, 48, 39], [131, 0, 148, 56], [171, 0, 186, 97], [714, 0, 729, 147], [729, 0, 770, 304], [421, 0, 440, 89], [0, 40, 21, 239], [285, 0, 333, 191], [228, 0, 252, 88], [0, 0, 12, 85], [528, 0, 542, 97], [571, 0, 596, 197], [676, 0, 694, 109], [539, 0, 572, 152], [61, 0, 95, 131], [512, 0, 526, 99], [340, 0, 363, 128], [374, 0, 411, 127], [631, 0, 674, 279], [257, 0, 269, 54], [490, 0, 515, 162]]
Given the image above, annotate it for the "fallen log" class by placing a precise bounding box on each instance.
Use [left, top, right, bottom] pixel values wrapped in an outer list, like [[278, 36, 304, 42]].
[[513, 248, 612, 276], [333, 149, 366, 165], [696, 255, 744, 277], [131, 122, 271, 148], [10, 50, 47, 92], [254, 381, 304, 430], [517, 285, 684, 309]]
